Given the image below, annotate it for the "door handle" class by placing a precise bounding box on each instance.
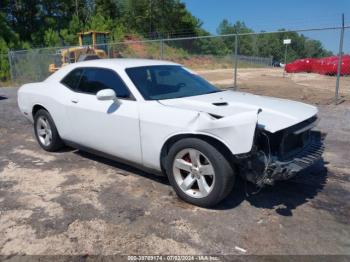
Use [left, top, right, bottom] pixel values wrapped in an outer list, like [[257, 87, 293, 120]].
[[71, 99, 79, 104]]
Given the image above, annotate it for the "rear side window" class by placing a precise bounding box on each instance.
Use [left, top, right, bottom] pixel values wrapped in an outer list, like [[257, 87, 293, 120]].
[[77, 68, 131, 98], [61, 68, 83, 90]]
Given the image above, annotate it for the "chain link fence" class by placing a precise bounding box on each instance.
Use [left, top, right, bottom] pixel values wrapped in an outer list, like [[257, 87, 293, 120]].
[[8, 38, 274, 83], [6, 26, 350, 104]]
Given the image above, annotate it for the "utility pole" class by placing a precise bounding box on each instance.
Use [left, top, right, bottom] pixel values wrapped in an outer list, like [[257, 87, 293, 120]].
[[335, 13, 345, 104]]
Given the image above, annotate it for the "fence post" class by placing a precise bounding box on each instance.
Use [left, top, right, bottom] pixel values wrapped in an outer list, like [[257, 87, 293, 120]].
[[234, 34, 238, 89], [160, 39, 164, 59], [7, 51, 14, 83], [335, 13, 345, 104], [107, 44, 111, 58]]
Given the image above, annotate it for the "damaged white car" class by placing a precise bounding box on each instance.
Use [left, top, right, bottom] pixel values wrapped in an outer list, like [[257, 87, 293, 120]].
[[18, 59, 324, 207]]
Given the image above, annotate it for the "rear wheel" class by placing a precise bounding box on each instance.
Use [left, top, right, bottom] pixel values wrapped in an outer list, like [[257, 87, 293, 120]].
[[166, 138, 235, 207], [34, 109, 64, 152]]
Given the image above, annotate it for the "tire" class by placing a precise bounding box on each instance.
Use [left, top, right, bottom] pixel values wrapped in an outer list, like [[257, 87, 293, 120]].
[[165, 138, 235, 207], [34, 109, 64, 152]]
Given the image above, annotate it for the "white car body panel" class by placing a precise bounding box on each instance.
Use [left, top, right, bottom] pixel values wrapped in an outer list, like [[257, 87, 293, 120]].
[[64, 89, 142, 163], [139, 101, 258, 170], [17, 58, 318, 173], [159, 90, 318, 133]]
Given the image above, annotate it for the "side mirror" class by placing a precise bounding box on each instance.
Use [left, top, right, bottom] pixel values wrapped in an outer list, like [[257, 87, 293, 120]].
[[96, 89, 117, 101]]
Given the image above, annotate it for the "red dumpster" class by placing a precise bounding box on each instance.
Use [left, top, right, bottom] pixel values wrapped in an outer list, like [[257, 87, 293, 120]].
[[311, 56, 350, 75], [286, 56, 350, 75], [285, 58, 315, 73]]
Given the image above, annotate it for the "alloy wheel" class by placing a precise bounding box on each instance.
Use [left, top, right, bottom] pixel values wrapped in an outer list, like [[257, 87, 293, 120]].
[[172, 148, 215, 198], [36, 116, 52, 147]]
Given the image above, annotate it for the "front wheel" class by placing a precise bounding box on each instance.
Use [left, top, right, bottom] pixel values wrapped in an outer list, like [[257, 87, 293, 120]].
[[166, 138, 235, 207], [34, 109, 64, 152]]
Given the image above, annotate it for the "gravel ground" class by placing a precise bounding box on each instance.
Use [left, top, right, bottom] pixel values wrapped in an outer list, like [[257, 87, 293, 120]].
[[0, 86, 349, 257]]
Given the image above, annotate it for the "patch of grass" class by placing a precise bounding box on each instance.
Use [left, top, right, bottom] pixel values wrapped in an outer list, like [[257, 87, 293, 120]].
[[0, 80, 18, 87]]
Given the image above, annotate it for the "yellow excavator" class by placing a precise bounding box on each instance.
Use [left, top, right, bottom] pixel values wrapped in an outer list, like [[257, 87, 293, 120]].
[[49, 31, 110, 73]]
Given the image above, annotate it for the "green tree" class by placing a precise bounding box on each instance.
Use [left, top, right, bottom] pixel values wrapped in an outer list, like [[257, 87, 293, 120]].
[[0, 11, 20, 80], [89, 13, 113, 31], [44, 28, 60, 47], [217, 20, 332, 62], [121, 0, 200, 38], [94, 0, 121, 19], [59, 15, 83, 46], [0, 38, 10, 80], [217, 20, 254, 55], [304, 39, 332, 58]]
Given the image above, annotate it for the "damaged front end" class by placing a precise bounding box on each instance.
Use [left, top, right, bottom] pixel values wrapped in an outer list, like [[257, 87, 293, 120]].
[[237, 116, 325, 187]]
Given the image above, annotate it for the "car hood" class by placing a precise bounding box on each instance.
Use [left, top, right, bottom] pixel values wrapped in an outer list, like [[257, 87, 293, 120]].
[[158, 90, 318, 133]]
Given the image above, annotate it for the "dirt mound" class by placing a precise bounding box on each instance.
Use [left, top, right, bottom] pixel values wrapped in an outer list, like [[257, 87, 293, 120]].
[[123, 35, 148, 58]]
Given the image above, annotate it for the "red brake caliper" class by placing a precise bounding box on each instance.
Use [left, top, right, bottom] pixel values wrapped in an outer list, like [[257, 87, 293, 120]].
[[183, 153, 191, 164]]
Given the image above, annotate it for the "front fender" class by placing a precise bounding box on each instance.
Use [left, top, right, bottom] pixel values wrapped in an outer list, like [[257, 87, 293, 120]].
[[188, 110, 259, 154], [140, 101, 259, 171]]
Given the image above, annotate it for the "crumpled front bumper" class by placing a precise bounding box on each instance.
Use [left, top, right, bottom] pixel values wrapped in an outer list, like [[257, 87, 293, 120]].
[[265, 131, 324, 182], [238, 131, 325, 186]]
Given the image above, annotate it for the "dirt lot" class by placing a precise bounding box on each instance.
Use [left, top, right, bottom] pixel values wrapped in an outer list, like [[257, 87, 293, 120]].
[[0, 68, 350, 257], [198, 68, 350, 105]]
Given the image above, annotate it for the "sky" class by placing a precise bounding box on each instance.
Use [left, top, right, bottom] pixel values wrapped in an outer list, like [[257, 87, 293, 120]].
[[182, 0, 350, 53]]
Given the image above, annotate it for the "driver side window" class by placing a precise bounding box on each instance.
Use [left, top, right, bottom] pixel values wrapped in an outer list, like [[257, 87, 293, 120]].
[[77, 68, 131, 98], [61, 67, 131, 99]]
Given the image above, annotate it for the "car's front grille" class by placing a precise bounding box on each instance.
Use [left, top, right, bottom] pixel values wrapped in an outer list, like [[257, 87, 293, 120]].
[[280, 130, 311, 160], [257, 116, 319, 160], [283, 132, 307, 152]]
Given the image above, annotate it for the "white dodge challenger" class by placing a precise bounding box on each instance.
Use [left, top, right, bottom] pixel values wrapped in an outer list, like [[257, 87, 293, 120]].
[[18, 59, 324, 207]]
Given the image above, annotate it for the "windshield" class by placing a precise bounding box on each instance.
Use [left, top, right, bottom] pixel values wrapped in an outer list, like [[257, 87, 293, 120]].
[[125, 65, 221, 100]]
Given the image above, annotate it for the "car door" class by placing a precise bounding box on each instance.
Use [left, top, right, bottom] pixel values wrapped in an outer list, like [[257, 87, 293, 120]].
[[64, 67, 142, 164]]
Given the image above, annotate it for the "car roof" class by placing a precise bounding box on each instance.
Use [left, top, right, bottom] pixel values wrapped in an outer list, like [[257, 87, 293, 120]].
[[45, 58, 181, 83], [69, 58, 180, 69]]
